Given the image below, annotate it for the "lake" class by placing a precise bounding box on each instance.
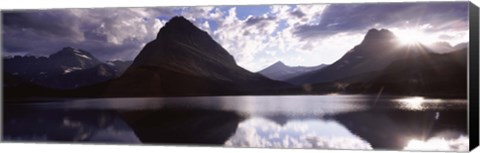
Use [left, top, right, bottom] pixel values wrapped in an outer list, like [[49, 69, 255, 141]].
[[3, 95, 469, 151]]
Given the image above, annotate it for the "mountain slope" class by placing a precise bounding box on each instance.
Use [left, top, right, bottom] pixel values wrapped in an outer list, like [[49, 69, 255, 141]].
[[426, 42, 468, 54], [258, 61, 327, 81], [289, 28, 424, 85], [351, 47, 467, 97], [105, 16, 289, 97], [286, 28, 467, 97], [106, 60, 133, 77], [304, 46, 467, 97], [48, 47, 102, 69]]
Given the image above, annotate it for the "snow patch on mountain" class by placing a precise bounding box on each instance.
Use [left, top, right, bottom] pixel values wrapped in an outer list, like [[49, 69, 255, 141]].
[[74, 53, 92, 60], [63, 67, 83, 74]]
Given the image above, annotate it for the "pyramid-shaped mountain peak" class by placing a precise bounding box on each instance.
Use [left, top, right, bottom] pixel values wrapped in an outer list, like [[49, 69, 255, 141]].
[[157, 16, 202, 37], [165, 16, 195, 28], [135, 16, 237, 69], [273, 61, 286, 66], [168, 16, 190, 24], [109, 16, 288, 97]]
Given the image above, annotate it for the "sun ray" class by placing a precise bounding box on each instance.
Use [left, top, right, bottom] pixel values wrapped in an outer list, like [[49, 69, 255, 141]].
[[396, 29, 426, 45]]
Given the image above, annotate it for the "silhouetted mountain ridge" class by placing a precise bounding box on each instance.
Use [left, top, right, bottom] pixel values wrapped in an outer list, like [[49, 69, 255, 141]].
[[426, 41, 468, 54], [105, 16, 289, 97], [302, 47, 467, 98], [288, 28, 406, 85]]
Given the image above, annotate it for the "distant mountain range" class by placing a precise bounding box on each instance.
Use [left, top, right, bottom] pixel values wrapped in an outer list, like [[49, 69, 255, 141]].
[[4, 47, 132, 89], [258, 61, 327, 82], [2, 16, 469, 99], [426, 42, 468, 54]]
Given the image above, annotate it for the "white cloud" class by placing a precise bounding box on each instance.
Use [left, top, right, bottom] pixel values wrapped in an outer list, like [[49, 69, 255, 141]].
[[179, 6, 215, 22], [206, 5, 338, 72], [211, 7, 280, 71], [70, 8, 166, 58]]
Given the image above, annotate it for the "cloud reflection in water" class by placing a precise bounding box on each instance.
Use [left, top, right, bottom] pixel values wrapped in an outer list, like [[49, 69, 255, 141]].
[[225, 117, 372, 149], [403, 135, 469, 151]]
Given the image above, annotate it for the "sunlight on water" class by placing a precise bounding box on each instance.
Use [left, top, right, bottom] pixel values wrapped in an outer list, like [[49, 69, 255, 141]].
[[23, 95, 370, 117], [396, 97, 427, 110], [394, 96, 443, 110], [403, 136, 469, 151]]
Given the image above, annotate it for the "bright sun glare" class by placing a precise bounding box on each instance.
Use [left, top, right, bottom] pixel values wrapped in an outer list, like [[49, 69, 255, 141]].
[[396, 96, 426, 110], [395, 96, 444, 110], [395, 29, 432, 45]]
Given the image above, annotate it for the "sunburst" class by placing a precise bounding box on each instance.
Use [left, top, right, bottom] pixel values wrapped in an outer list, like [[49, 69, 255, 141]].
[[395, 28, 432, 45]]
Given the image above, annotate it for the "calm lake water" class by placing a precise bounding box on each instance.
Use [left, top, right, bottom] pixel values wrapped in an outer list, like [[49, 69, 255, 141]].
[[3, 95, 469, 151]]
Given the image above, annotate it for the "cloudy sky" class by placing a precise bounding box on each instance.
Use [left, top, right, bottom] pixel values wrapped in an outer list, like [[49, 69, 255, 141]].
[[2, 2, 469, 72]]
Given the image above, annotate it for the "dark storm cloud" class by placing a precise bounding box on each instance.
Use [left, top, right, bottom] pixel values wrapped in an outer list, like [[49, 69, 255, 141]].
[[290, 9, 306, 18], [2, 7, 175, 60], [3, 11, 81, 38], [293, 2, 469, 40]]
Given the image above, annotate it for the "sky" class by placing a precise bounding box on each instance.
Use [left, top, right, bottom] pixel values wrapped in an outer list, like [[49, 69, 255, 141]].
[[1, 2, 469, 72]]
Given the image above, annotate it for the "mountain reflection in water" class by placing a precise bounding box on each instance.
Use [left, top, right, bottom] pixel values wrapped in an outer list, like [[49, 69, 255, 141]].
[[3, 95, 468, 151]]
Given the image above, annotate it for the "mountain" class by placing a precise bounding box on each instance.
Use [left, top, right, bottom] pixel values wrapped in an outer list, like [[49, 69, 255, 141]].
[[105, 16, 289, 97], [288, 28, 409, 85], [3, 47, 127, 89], [258, 61, 327, 81], [453, 42, 468, 50], [106, 60, 133, 77], [286, 28, 467, 97], [426, 42, 454, 54], [350, 47, 467, 97], [49, 47, 102, 69], [426, 42, 468, 54], [302, 46, 467, 97]]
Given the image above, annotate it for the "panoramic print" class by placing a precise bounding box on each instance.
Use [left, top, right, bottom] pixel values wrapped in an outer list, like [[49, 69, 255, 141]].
[[2, 2, 470, 151]]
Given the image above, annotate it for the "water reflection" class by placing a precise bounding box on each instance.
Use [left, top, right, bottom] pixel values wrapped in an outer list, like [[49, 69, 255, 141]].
[[22, 95, 371, 116], [3, 108, 140, 143], [225, 117, 372, 149], [394, 96, 443, 110], [403, 135, 469, 151], [330, 109, 468, 151], [120, 109, 243, 145], [3, 95, 468, 151]]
